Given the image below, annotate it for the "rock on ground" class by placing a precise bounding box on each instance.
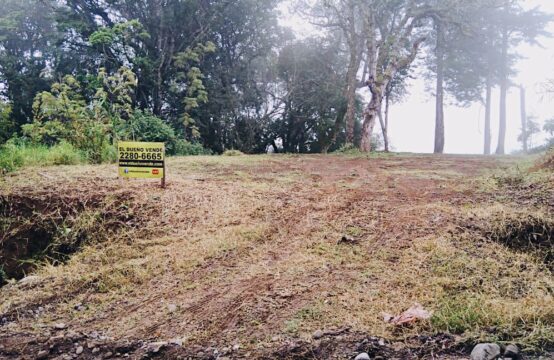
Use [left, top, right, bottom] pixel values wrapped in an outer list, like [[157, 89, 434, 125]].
[[470, 343, 502, 360]]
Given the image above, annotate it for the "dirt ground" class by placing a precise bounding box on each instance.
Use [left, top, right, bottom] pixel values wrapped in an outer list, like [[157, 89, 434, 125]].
[[0, 153, 552, 359]]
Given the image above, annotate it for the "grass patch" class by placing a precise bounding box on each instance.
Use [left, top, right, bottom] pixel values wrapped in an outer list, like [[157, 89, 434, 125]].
[[0, 141, 86, 173], [223, 149, 245, 156]]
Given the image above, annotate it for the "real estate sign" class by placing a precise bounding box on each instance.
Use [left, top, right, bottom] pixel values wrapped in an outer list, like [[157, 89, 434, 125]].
[[118, 141, 165, 179]]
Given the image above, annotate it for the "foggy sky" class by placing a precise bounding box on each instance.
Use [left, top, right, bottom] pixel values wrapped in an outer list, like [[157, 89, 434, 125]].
[[279, 0, 554, 154]]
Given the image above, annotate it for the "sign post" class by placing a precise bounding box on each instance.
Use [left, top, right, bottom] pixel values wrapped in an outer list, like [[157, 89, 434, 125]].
[[118, 141, 166, 187]]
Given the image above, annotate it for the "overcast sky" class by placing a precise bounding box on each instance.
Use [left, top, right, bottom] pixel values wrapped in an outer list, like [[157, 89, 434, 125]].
[[279, 0, 554, 154]]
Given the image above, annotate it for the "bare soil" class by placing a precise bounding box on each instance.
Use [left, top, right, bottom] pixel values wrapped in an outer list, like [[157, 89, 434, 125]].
[[0, 154, 552, 359]]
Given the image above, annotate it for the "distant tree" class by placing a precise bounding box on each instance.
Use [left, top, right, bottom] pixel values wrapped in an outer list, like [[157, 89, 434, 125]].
[[492, 4, 551, 155], [296, 0, 366, 147], [518, 116, 540, 150], [359, 0, 470, 152], [0, 0, 60, 133], [379, 67, 411, 152], [544, 118, 554, 137], [269, 37, 349, 153], [424, 0, 506, 154]]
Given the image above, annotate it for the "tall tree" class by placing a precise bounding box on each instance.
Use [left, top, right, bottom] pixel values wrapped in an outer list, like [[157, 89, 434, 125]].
[[0, 0, 59, 131], [519, 84, 527, 153], [359, 0, 468, 152], [297, 0, 365, 147], [493, 4, 551, 154]]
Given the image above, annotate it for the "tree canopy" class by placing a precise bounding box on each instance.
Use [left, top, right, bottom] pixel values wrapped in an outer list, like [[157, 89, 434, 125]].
[[0, 0, 551, 155]]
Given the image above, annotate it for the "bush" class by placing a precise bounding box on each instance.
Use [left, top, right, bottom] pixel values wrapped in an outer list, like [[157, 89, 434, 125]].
[[174, 139, 211, 156], [116, 110, 177, 152]]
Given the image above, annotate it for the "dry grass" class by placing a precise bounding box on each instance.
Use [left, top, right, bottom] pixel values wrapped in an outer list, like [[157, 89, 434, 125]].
[[1, 153, 553, 357]]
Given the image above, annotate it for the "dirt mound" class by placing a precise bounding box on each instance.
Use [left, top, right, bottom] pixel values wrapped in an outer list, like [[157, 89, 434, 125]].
[[0, 185, 147, 283], [465, 209, 553, 270], [532, 148, 554, 171]]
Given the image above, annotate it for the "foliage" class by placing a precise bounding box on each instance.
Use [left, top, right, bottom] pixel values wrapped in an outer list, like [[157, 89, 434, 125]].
[[0, 0, 551, 156], [0, 0, 59, 131], [23, 67, 136, 163], [0, 102, 14, 144], [269, 37, 350, 153], [116, 110, 209, 155]]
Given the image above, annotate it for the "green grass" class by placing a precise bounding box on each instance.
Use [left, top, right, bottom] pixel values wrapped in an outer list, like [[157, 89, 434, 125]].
[[0, 141, 86, 173]]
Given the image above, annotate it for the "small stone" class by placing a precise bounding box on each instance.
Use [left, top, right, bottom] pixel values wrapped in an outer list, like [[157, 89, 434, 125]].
[[147, 341, 168, 353], [37, 350, 49, 359], [504, 344, 520, 359], [103, 352, 113, 359], [470, 343, 502, 360], [19, 275, 40, 284], [232, 344, 240, 351], [167, 303, 178, 313], [92, 348, 100, 354], [355, 353, 371, 360], [169, 338, 183, 347], [312, 330, 324, 339], [49, 334, 65, 342], [53, 323, 67, 330], [76, 346, 83, 355]]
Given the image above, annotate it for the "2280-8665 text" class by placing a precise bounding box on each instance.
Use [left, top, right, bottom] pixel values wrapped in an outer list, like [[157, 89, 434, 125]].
[[119, 152, 163, 161]]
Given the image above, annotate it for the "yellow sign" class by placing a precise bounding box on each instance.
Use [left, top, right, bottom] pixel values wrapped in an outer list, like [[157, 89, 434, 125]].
[[118, 141, 165, 179]]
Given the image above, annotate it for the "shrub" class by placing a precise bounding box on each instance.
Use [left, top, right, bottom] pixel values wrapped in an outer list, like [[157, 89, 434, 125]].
[[174, 139, 211, 155], [0, 143, 24, 173], [222, 149, 244, 156], [116, 110, 210, 156], [116, 111, 175, 144]]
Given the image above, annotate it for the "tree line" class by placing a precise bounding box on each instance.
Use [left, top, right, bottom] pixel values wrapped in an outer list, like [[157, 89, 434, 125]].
[[0, 0, 552, 159]]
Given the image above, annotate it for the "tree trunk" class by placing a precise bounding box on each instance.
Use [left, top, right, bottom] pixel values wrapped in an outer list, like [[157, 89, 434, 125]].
[[519, 85, 527, 153], [484, 72, 492, 155], [378, 93, 390, 152], [384, 94, 390, 152], [496, 28, 509, 155], [344, 53, 360, 144], [323, 102, 347, 153], [434, 20, 445, 154], [360, 89, 381, 152]]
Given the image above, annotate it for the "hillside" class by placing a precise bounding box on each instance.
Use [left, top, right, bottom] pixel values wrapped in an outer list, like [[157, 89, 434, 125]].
[[1, 153, 553, 359]]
